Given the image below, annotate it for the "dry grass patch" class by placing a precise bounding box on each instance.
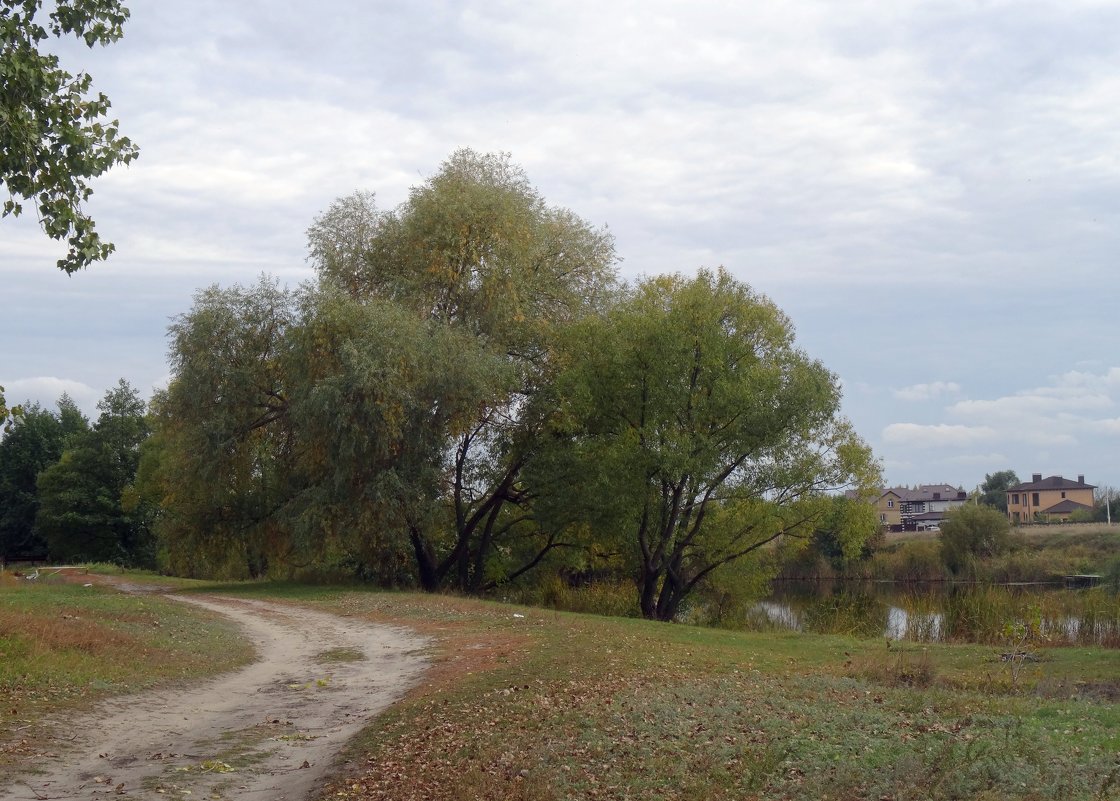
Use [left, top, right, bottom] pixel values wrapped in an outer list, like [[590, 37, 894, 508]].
[[0, 574, 252, 779], [0, 605, 139, 655]]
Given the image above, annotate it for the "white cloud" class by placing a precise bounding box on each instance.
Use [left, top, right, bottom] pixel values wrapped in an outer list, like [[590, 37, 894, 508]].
[[3, 377, 100, 417], [1090, 418, 1120, 435], [893, 381, 961, 401], [947, 369, 1119, 432], [882, 423, 997, 449], [8, 0, 1120, 496], [876, 367, 1120, 487], [950, 392, 1113, 420], [943, 452, 1010, 466]]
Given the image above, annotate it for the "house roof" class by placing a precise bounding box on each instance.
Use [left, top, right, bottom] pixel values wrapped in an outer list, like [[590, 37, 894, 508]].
[[1040, 499, 1094, 514], [890, 484, 968, 503], [845, 488, 898, 502], [910, 510, 948, 521], [846, 488, 901, 502], [1008, 475, 1096, 491], [855, 485, 968, 503]]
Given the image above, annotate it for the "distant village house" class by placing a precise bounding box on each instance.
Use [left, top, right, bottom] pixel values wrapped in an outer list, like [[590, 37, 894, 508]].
[[860, 484, 969, 531], [1005, 474, 1095, 524]]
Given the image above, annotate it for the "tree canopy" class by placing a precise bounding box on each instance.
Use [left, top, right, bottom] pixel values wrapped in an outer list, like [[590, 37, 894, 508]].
[[146, 277, 299, 577], [979, 470, 1019, 513], [36, 380, 150, 564], [0, 384, 22, 431], [150, 151, 617, 584], [0, 394, 87, 561], [529, 269, 879, 620], [142, 150, 880, 620], [305, 150, 617, 591], [1, 0, 138, 272]]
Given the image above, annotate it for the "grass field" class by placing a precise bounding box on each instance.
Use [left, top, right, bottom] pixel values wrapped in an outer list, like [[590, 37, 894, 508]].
[[0, 569, 252, 777], [4, 572, 1119, 799], [221, 582, 1120, 801]]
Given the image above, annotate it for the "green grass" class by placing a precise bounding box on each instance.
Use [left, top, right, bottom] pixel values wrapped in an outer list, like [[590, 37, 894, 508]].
[[5, 574, 1120, 799], [0, 570, 253, 777], [208, 583, 1120, 801]]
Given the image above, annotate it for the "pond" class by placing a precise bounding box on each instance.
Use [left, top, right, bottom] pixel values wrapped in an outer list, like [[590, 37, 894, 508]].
[[752, 580, 1120, 647]]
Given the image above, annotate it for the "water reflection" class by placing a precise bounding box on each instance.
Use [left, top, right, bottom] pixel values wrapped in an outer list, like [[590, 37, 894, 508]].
[[884, 606, 944, 641], [754, 581, 1120, 647]]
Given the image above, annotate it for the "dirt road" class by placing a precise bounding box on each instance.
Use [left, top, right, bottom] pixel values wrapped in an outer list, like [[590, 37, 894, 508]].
[[2, 594, 429, 800]]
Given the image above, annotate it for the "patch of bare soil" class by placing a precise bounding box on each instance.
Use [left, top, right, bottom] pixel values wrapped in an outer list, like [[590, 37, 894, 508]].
[[1, 594, 429, 800]]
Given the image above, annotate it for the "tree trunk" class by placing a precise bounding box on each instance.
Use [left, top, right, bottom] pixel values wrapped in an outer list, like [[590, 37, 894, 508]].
[[639, 562, 661, 619], [409, 526, 441, 592], [654, 560, 685, 622]]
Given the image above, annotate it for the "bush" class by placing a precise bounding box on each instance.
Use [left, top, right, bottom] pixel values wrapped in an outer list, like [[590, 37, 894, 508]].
[[940, 505, 1011, 575], [867, 540, 945, 582]]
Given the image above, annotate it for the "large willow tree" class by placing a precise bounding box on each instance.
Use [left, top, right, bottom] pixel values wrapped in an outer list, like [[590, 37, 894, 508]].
[[304, 149, 617, 591], [145, 277, 299, 577], [151, 150, 616, 585], [529, 269, 880, 621]]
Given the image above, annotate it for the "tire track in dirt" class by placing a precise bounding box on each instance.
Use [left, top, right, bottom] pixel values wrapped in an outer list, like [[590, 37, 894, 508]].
[[2, 594, 429, 800]]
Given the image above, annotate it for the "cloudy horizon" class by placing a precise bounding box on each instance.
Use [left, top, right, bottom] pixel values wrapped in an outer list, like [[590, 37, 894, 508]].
[[4, 0, 1120, 492]]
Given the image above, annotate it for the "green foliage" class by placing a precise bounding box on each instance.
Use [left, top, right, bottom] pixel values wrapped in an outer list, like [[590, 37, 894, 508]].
[[286, 289, 518, 584], [0, 384, 24, 431], [150, 277, 299, 578], [152, 152, 879, 609], [939, 503, 1012, 575], [0, 396, 88, 561], [978, 469, 1018, 513], [1104, 555, 1120, 594], [803, 494, 882, 569], [309, 149, 616, 348], [35, 380, 151, 564], [534, 268, 880, 620], [308, 151, 617, 593], [686, 551, 778, 627], [152, 151, 618, 588], [864, 526, 1120, 584], [514, 577, 640, 618], [862, 539, 945, 581], [1, 0, 139, 272]]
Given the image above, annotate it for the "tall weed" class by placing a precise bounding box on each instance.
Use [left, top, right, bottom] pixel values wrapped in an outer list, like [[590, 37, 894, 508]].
[[864, 540, 943, 582], [512, 578, 639, 618]]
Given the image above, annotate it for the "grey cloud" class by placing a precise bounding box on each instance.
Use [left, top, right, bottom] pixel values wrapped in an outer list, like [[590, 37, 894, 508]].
[[6, 0, 1120, 493]]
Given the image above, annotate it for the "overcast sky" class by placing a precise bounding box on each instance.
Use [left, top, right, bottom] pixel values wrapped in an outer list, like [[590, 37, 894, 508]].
[[4, 0, 1119, 492]]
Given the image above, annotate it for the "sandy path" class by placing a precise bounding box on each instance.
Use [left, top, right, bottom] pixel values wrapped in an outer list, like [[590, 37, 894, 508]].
[[2, 594, 429, 801]]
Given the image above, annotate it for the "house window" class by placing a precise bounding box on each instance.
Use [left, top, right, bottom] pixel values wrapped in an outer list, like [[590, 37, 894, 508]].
[[887, 499, 894, 508], [1032, 493, 1040, 506], [880, 513, 886, 522], [1012, 493, 1019, 504], [1061, 491, 1066, 498]]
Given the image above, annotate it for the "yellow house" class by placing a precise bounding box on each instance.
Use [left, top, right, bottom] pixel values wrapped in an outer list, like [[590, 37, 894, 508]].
[[1006, 474, 1095, 524], [845, 488, 904, 528], [875, 489, 903, 527]]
